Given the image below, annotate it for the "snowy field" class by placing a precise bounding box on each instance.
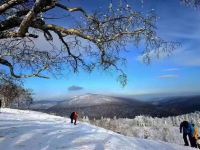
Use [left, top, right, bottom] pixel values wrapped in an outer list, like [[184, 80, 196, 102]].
[[0, 108, 195, 150]]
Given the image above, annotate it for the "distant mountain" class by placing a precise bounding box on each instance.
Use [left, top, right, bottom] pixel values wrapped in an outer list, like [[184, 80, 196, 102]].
[[30, 94, 200, 119], [29, 100, 62, 110], [46, 94, 160, 119], [153, 95, 200, 115], [54, 94, 126, 108]]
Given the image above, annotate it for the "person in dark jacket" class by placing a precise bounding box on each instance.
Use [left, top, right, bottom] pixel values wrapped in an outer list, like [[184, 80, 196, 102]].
[[70, 112, 78, 125], [180, 121, 193, 146]]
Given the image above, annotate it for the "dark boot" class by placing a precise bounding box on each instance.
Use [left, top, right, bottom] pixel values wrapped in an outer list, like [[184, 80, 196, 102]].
[[190, 137, 197, 148]]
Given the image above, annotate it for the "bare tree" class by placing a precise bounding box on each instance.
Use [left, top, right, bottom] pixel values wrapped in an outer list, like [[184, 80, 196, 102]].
[[0, 77, 33, 108], [14, 88, 33, 108], [0, 0, 177, 86], [0, 79, 20, 107]]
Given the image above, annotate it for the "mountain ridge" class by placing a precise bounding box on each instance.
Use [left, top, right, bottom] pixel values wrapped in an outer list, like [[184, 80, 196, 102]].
[[30, 94, 200, 118]]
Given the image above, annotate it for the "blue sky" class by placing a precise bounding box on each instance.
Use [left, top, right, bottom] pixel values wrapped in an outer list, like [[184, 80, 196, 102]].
[[24, 0, 200, 100]]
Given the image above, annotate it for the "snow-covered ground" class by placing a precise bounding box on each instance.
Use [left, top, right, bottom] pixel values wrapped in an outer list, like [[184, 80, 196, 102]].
[[0, 108, 195, 150]]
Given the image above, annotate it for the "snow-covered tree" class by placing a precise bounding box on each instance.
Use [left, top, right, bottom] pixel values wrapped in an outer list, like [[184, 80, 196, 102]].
[[0, 0, 178, 86]]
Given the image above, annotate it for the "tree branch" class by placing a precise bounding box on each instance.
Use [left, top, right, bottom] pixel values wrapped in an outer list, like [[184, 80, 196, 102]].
[[55, 3, 99, 24], [0, 57, 49, 78], [106, 29, 146, 42], [18, 0, 55, 36], [0, 31, 38, 39], [0, 0, 26, 15], [18, 0, 41, 36], [0, 17, 22, 31], [40, 24, 98, 43], [55, 3, 89, 17]]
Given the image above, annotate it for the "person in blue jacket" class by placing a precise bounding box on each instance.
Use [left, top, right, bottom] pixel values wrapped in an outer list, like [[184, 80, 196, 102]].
[[180, 121, 194, 146]]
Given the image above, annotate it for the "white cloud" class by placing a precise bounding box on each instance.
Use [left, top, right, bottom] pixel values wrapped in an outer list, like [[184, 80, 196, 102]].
[[137, 46, 200, 67], [163, 68, 179, 72], [170, 48, 200, 67], [159, 74, 179, 79]]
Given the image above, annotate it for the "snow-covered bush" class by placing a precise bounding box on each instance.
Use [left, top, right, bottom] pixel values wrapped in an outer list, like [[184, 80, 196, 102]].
[[82, 111, 200, 145]]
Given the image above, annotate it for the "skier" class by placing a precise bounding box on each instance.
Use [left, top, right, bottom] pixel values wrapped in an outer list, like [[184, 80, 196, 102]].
[[180, 121, 193, 146], [70, 112, 78, 125]]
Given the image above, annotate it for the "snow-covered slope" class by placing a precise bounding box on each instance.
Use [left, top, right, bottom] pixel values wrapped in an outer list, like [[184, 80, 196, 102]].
[[0, 108, 194, 150], [54, 94, 124, 108]]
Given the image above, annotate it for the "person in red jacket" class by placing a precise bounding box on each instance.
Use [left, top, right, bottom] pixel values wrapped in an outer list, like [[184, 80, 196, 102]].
[[70, 112, 78, 125]]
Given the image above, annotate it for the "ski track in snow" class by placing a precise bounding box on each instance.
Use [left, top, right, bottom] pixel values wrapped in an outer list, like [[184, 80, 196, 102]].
[[0, 108, 195, 150]]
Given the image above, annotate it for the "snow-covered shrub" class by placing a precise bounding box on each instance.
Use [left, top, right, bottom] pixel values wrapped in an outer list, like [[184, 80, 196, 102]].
[[82, 111, 200, 145]]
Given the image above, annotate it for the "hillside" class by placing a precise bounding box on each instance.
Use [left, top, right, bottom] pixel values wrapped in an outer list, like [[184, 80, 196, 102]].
[[46, 94, 158, 118], [153, 95, 200, 115], [30, 94, 200, 118], [29, 100, 62, 110], [0, 108, 194, 150], [55, 94, 124, 107]]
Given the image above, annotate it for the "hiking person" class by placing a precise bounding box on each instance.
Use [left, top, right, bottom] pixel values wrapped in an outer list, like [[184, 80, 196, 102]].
[[70, 112, 78, 125], [190, 122, 199, 148], [180, 121, 193, 146]]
